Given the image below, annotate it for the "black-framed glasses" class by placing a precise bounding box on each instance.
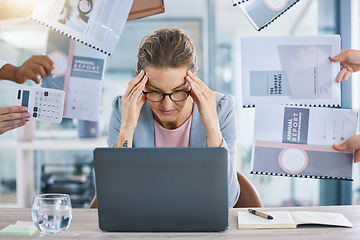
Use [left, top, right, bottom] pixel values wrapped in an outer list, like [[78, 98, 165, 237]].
[[142, 89, 192, 102]]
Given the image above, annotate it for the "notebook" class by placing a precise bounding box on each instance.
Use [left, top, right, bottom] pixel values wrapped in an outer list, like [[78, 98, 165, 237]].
[[31, 0, 133, 55], [237, 211, 353, 229], [93, 147, 229, 232], [251, 104, 358, 180], [234, 0, 300, 31], [241, 35, 341, 107]]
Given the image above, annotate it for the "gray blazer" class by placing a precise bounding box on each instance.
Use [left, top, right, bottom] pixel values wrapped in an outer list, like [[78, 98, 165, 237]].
[[107, 92, 240, 208]]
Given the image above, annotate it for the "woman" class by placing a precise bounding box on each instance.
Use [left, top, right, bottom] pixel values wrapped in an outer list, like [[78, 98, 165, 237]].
[[107, 28, 240, 208]]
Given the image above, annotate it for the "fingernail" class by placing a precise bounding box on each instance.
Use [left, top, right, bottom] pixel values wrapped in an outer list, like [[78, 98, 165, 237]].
[[23, 107, 28, 111], [51, 70, 54, 75], [25, 113, 31, 118], [53, 64, 56, 68]]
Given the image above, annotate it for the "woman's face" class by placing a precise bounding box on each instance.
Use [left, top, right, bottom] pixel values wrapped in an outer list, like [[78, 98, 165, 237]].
[[143, 66, 193, 129]]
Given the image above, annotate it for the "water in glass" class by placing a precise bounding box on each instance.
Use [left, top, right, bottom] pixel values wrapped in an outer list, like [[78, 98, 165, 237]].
[[31, 194, 72, 235]]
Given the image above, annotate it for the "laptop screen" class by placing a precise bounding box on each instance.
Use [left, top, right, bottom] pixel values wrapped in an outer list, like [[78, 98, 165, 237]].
[[94, 147, 228, 232]]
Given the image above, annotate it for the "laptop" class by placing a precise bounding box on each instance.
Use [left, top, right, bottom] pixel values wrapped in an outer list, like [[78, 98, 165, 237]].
[[93, 147, 228, 232]]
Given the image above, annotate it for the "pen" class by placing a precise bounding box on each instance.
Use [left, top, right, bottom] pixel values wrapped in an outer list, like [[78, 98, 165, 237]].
[[248, 209, 273, 220]]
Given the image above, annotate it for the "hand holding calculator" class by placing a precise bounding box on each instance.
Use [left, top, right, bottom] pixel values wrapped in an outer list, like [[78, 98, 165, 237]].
[[15, 86, 65, 124]]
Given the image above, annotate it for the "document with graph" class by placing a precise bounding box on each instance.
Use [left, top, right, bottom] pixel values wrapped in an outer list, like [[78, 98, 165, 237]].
[[31, 0, 133, 55], [41, 30, 106, 121], [251, 104, 357, 180], [241, 35, 341, 107]]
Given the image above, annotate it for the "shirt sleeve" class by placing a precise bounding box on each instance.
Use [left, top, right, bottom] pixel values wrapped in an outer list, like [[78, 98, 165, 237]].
[[217, 94, 240, 208], [107, 95, 122, 148]]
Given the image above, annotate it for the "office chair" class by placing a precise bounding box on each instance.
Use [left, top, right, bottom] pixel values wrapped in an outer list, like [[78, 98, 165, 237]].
[[90, 196, 97, 208], [233, 172, 263, 208]]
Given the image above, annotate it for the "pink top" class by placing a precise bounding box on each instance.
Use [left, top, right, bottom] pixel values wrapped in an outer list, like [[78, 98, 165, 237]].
[[154, 116, 193, 147]]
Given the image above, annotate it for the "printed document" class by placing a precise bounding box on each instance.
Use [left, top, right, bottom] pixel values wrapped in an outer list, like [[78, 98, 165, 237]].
[[237, 0, 300, 31], [31, 0, 133, 55], [251, 104, 357, 180], [41, 30, 106, 121], [241, 35, 341, 107]]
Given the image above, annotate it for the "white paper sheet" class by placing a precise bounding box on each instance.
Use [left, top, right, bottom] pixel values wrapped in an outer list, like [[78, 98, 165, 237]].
[[31, 0, 133, 55], [241, 35, 341, 107], [251, 104, 357, 180], [237, 0, 300, 31], [41, 30, 106, 121]]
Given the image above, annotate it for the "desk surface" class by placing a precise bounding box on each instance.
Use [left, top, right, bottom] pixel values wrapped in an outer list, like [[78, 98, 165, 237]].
[[0, 205, 359, 239]]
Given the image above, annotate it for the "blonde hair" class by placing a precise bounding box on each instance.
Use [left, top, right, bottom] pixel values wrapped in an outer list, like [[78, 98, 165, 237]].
[[137, 28, 197, 72]]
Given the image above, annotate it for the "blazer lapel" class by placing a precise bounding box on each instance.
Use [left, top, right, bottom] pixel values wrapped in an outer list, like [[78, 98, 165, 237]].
[[133, 102, 155, 147], [190, 103, 206, 147]]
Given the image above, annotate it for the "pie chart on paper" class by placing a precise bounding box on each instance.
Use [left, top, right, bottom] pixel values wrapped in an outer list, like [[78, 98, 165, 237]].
[[264, 0, 288, 11], [48, 51, 69, 77], [279, 148, 308, 174]]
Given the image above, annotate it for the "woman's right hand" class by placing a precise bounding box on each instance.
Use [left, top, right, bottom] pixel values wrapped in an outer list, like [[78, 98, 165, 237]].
[[115, 70, 148, 148]]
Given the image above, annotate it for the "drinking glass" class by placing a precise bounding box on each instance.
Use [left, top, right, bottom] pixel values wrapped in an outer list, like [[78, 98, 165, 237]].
[[31, 194, 72, 235]]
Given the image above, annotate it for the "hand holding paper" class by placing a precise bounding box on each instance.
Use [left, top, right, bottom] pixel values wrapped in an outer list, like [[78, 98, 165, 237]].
[[334, 135, 360, 163], [329, 49, 360, 82]]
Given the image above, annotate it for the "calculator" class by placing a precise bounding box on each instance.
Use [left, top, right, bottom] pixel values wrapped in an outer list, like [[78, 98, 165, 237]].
[[15, 86, 65, 124]]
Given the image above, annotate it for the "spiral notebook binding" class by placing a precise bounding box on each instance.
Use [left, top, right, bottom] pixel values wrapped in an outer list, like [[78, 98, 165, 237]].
[[257, 0, 301, 31], [250, 171, 353, 181], [232, 0, 250, 7], [31, 16, 112, 56], [243, 103, 341, 108]]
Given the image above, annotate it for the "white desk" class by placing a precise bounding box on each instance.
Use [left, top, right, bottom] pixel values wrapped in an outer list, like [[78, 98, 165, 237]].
[[0, 136, 107, 207], [0, 205, 359, 239]]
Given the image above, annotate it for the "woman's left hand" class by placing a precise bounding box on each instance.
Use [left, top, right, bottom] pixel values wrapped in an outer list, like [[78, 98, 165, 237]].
[[186, 70, 222, 147]]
